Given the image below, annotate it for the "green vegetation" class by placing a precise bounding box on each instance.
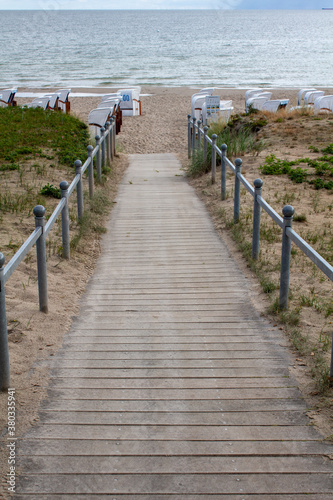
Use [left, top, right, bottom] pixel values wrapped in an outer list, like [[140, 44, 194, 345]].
[[259, 146, 333, 189], [40, 183, 61, 199], [186, 114, 267, 177], [0, 106, 89, 170]]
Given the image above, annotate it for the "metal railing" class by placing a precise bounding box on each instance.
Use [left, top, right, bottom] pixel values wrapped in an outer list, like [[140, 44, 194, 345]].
[[188, 115, 333, 380], [0, 118, 117, 390]]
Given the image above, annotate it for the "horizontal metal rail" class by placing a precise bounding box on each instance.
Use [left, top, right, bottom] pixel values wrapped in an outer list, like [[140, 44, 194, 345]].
[[44, 198, 66, 238], [287, 227, 333, 281], [68, 173, 80, 197], [257, 196, 284, 228], [225, 157, 236, 173], [3, 227, 42, 284], [239, 173, 255, 196], [81, 156, 92, 175]]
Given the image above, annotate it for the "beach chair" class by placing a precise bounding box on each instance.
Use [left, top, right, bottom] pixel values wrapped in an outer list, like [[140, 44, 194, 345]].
[[304, 90, 325, 106], [191, 94, 210, 121], [191, 90, 214, 114], [88, 107, 114, 137], [297, 88, 317, 106], [245, 89, 270, 109], [25, 96, 51, 110], [261, 99, 289, 112], [47, 92, 61, 110], [201, 98, 233, 125], [57, 89, 71, 113], [117, 88, 141, 116], [0, 88, 17, 107], [313, 95, 333, 113], [246, 93, 272, 112], [100, 96, 122, 133], [245, 91, 272, 112]]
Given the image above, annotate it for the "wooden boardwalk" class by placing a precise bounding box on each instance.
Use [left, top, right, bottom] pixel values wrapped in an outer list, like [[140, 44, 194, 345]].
[[16, 154, 333, 498]]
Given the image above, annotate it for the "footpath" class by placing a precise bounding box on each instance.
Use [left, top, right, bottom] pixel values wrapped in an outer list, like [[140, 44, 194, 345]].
[[15, 154, 333, 498]]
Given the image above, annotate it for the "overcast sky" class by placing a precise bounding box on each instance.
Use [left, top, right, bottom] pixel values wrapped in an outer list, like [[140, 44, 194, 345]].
[[0, 0, 327, 9]]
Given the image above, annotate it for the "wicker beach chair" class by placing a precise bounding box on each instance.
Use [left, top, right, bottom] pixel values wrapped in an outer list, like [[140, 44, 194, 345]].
[[191, 94, 210, 121], [313, 95, 333, 113], [25, 96, 51, 110], [99, 96, 122, 133], [0, 88, 17, 107], [201, 98, 233, 125], [245, 92, 272, 112], [261, 99, 289, 112], [304, 90, 325, 106], [57, 89, 71, 113], [117, 88, 141, 116], [297, 88, 317, 106], [245, 91, 272, 113], [47, 92, 61, 110]]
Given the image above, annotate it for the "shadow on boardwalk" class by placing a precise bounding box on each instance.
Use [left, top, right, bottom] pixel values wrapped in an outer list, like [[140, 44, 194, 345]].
[[14, 154, 333, 498]]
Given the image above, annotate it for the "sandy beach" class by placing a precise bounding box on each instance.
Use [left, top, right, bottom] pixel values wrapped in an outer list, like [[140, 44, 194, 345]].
[[1, 85, 333, 494], [16, 85, 328, 157]]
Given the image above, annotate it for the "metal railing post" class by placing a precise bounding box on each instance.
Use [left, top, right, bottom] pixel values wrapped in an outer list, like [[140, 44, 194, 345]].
[[188, 115, 191, 159], [34, 205, 48, 313], [87, 145, 94, 199], [203, 126, 208, 165], [234, 158, 242, 223], [252, 178, 263, 260], [211, 134, 217, 184], [95, 135, 102, 183], [192, 117, 196, 157], [330, 332, 333, 386], [110, 117, 114, 161], [75, 160, 84, 220], [221, 144, 227, 201], [105, 121, 110, 165], [113, 116, 117, 157], [0, 253, 10, 390], [197, 121, 201, 150], [60, 181, 70, 260], [279, 205, 295, 310], [100, 126, 106, 168]]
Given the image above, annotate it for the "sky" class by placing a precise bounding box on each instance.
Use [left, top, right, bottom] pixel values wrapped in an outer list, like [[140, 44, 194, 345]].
[[0, 0, 327, 9]]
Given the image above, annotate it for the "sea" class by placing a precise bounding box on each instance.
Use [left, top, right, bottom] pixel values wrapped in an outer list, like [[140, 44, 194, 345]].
[[0, 9, 332, 91]]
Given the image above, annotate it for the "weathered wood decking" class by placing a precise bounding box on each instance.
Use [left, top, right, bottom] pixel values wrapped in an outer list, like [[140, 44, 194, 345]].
[[16, 154, 333, 498]]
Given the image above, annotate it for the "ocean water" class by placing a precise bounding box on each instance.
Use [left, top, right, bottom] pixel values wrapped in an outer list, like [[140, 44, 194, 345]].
[[0, 9, 332, 89]]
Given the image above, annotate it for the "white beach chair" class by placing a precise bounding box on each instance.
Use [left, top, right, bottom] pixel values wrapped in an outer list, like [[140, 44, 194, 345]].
[[246, 93, 272, 112], [57, 89, 71, 113], [245, 89, 271, 109], [88, 107, 114, 137], [0, 88, 17, 107], [245, 92, 272, 112], [25, 96, 51, 110], [100, 95, 123, 134], [297, 88, 317, 106], [261, 99, 289, 112], [117, 88, 141, 116], [202, 98, 233, 125], [304, 90, 325, 106], [191, 94, 210, 121], [46, 92, 61, 110], [313, 95, 333, 113], [190, 90, 215, 118]]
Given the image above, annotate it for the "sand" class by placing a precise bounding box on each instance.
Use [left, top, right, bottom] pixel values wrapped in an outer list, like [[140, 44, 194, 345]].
[[1, 85, 333, 494]]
